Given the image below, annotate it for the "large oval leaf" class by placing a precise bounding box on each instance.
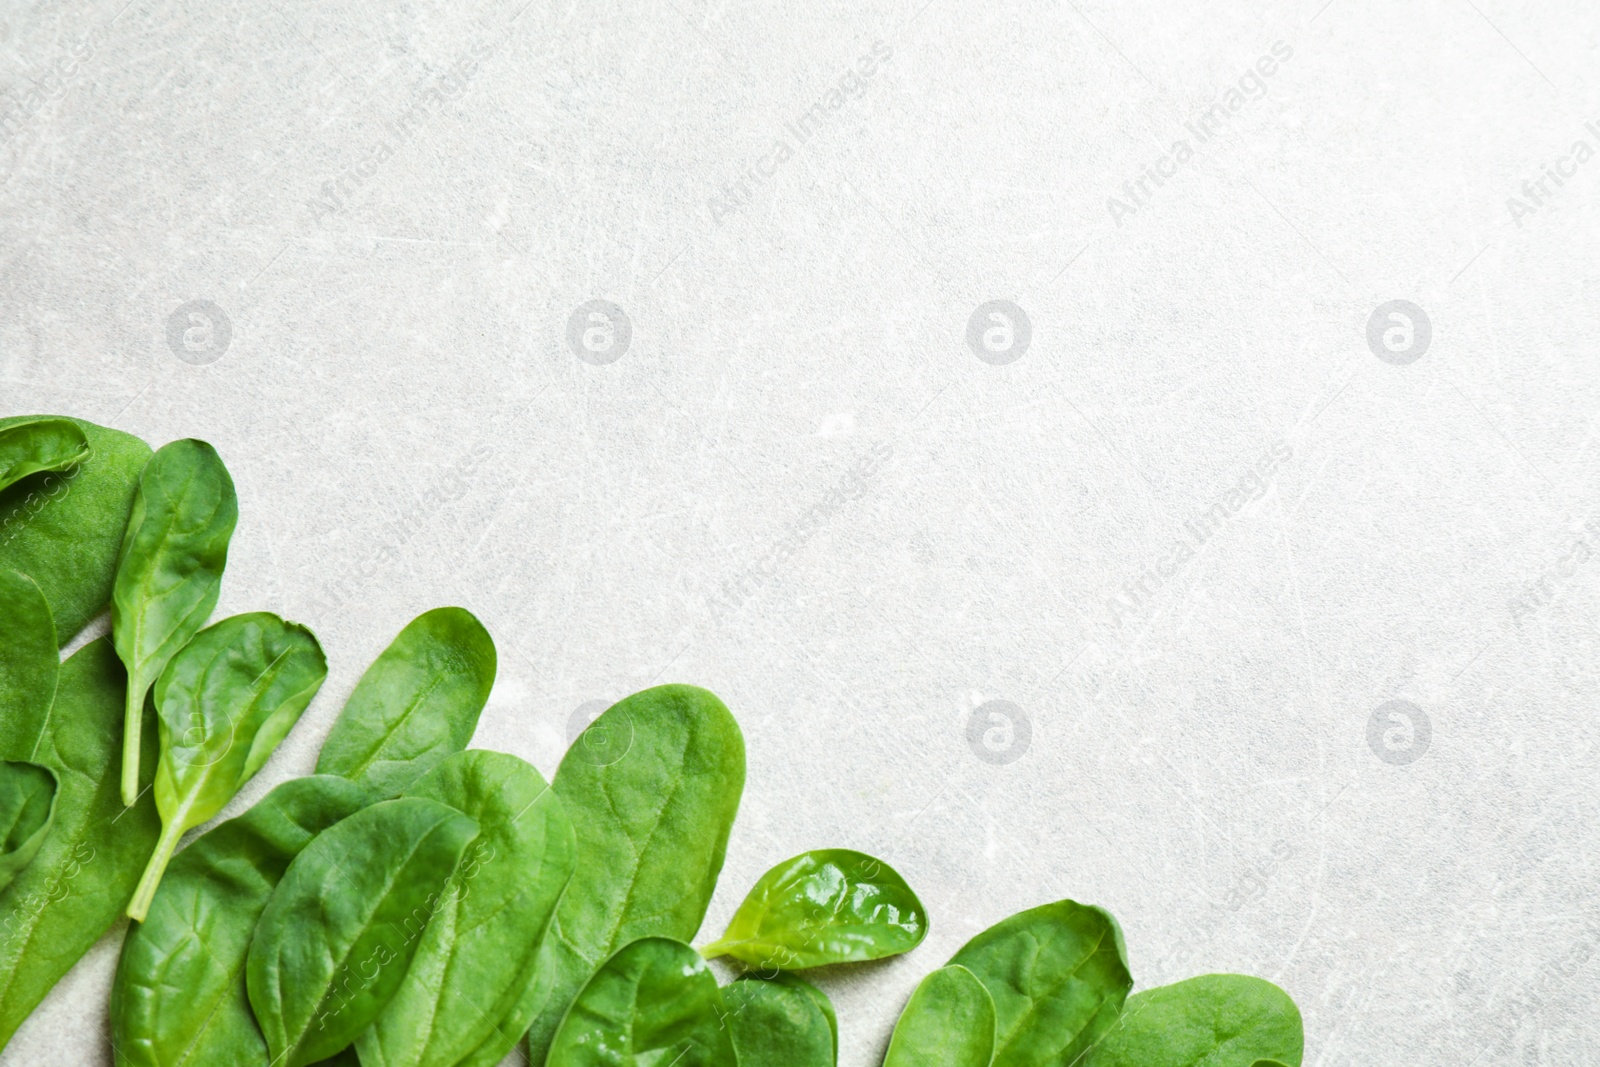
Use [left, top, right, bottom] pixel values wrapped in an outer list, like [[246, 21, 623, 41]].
[[704, 849, 926, 968], [357, 749, 576, 1067], [1080, 975, 1303, 1067], [127, 613, 328, 920], [0, 638, 161, 1054], [0, 418, 89, 495], [112, 438, 238, 804], [0, 415, 150, 644], [723, 972, 835, 1067], [524, 684, 745, 1063], [547, 937, 736, 1067], [111, 774, 368, 1067], [246, 796, 480, 1067], [883, 964, 995, 1067], [315, 607, 496, 797], [949, 900, 1132, 1067], [0, 762, 57, 895]]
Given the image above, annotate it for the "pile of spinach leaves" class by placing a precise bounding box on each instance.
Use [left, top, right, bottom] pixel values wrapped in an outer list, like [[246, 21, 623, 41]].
[[0, 414, 1306, 1067]]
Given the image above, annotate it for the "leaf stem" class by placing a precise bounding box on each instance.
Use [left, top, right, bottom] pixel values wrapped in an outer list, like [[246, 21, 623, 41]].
[[126, 817, 183, 921], [698, 939, 732, 960], [121, 685, 143, 807]]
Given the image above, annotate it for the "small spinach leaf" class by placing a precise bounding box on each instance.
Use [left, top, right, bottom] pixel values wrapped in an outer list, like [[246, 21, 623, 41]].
[[0, 638, 161, 1054], [0, 416, 150, 644], [722, 972, 835, 1067], [524, 684, 745, 1064], [126, 613, 327, 920], [0, 418, 89, 495], [110, 774, 368, 1067], [1080, 975, 1303, 1067], [357, 749, 576, 1067], [883, 964, 995, 1067], [246, 796, 480, 1067], [703, 849, 926, 969], [112, 439, 238, 805], [0, 762, 57, 895], [315, 607, 495, 797], [948, 899, 1132, 1067], [0, 571, 59, 748], [547, 936, 737, 1067]]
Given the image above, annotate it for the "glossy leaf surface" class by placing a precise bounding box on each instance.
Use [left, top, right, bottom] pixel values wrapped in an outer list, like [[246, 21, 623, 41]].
[[723, 972, 835, 1067], [0, 639, 160, 1053], [358, 750, 576, 1067], [0, 762, 57, 895], [524, 684, 745, 1063], [112, 438, 238, 804], [949, 900, 1132, 1067], [1080, 975, 1303, 1067], [883, 964, 995, 1067], [546, 937, 737, 1067], [704, 849, 926, 969], [110, 775, 368, 1067], [126, 613, 327, 920], [315, 607, 495, 798], [0, 416, 150, 643], [246, 797, 479, 1067], [0, 572, 59, 754], [0, 418, 89, 495]]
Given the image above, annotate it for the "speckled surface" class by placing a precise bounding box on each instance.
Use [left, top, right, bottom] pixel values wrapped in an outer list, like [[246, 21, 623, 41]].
[[2, 0, 1598, 1063]]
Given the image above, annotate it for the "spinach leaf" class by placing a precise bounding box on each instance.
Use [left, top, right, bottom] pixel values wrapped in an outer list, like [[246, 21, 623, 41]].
[[948, 900, 1132, 1067], [0, 416, 150, 644], [883, 964, 995, 1067], [110, 774, 368, 1067], [1080, 975, 1303, 1067], [246, 796, 480, 1067], [0, 762, 57, 895], [126, 612, 328, 921], [0, 418, 89, 495], [546, 936, 737, 1067], [703, 849, 926, 968], [0, 571, 59, 745], [0, 638, 161, 1053], [315, 607, 496, 798], [357, 749, 576, 1067], [524, 684, 745, 1064], [113, 438, 238, 805], [722, 972, 836, 1067]]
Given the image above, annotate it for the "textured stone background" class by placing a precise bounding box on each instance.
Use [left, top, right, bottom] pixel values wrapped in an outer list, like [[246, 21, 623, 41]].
[[3, 0, 1598, 1064]]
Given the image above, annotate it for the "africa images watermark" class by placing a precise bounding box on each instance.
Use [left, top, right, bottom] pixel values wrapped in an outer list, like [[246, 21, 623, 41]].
[[1504, 113, 1600, 228], [707, 41, 895, 225], [1508, 514, 1600, 627], [305, 42, 496, 223], [1106, 41, 1295, 227], [0, 33, 96, 146], [1107, 440, 1292, 628]]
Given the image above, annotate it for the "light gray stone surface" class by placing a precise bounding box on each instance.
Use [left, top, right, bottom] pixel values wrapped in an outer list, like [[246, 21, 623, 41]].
[[3, 0, 1598, 1064]]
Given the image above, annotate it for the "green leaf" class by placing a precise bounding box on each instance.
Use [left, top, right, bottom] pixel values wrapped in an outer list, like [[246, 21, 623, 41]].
[[357, 750, 576, 1067], [722, 972, 836, 1067], [110, 774, 369, 1067], [0, 416, 150, 644], [523, 684, 746, 1064], [547, 937, 737, 1067], [1080, 975, 1303, 1067], [246, 796, 480, 1067], [948, 900, 1132, 1067], [0, 571, 59, 754], [315, 607, 496, 798], [0, 762, 57, 895], [112, 439, 238, 805], [0, 418, 90, 495], [126, 613, 328, 920], [703, 849, 927, 968], [0, 638, 161, 1054], [883, 964, 995, 1067]]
